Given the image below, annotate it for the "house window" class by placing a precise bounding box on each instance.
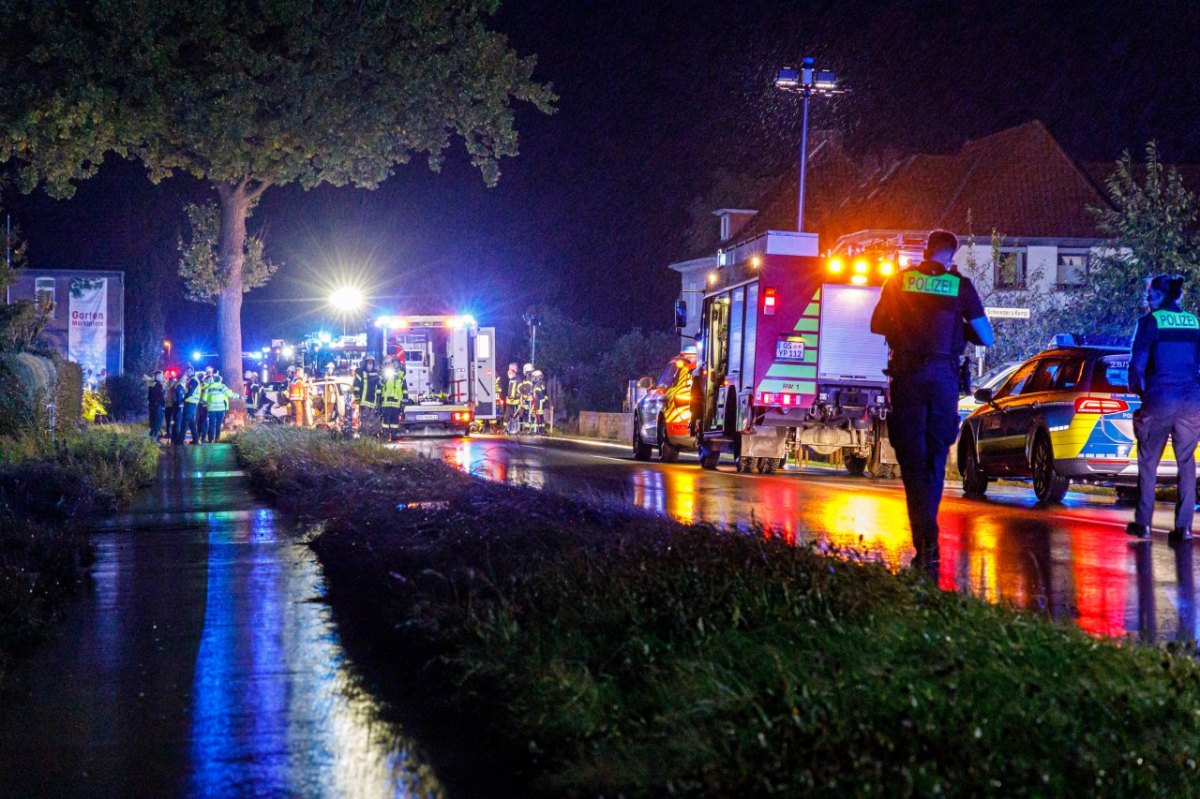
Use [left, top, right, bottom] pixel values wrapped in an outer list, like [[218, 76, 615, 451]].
[[34, 277, 56, 318], [1056, 250, 1089, 289], [994, 249, 1027, 290]]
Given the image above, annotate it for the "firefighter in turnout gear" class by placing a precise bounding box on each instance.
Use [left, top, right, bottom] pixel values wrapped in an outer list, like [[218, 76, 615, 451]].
[[504, 363, 520, 428], [532, 369, 548, 434], [518, 363, 535, 433], [378, 359, 408, 441], [288, 367, 311, 427], [353, 356, 381, 437], [1127, 274, 1200, 544], [870, 230, 993, 571]]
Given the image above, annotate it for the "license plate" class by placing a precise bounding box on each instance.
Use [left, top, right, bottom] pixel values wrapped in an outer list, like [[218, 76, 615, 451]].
[[412, 413, 440, 421], [775, 340, 806, 362]]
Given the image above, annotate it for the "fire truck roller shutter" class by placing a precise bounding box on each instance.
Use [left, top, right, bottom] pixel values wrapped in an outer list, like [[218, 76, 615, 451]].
[[817, 284, 889, 383]]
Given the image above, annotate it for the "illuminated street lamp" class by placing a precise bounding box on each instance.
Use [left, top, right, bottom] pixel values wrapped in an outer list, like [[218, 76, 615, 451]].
[[775, 57, 844, 232], [328, 286, 365, 335]]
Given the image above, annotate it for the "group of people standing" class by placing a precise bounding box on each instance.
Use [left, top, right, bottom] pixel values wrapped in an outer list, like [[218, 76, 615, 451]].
[[348, 355, 408, 440], [498, 362, 548, 434], [147, 366, 233, 445]]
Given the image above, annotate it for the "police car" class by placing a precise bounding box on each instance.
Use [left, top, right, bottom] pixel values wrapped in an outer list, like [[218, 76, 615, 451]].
[[957, 342, 1198, 503], [633, 352, 696, 462], [957, 360, 1021, 425]]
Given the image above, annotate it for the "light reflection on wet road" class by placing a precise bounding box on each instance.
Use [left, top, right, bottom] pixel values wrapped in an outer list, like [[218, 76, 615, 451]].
[[415, 436, 1200, 644], [0, 444, 440, 799]]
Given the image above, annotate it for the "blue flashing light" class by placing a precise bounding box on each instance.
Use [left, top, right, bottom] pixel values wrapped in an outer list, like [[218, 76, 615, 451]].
[[251, 352, 263, 361], [318, 331, 332, 344], [191, 350, 203, 362], [375, 316, 392, 328]]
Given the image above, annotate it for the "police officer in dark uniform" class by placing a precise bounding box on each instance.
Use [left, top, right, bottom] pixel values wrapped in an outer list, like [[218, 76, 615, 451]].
[[1126, 273, 1200, 544], [870, 230, 994, 569]]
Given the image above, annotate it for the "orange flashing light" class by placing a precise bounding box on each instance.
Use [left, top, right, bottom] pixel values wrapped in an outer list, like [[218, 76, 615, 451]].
[[850, 274, 868, 285], [853, 259, 869, 275], [827, 258, 844, 273], [750, 255, 762, 268], [879, 261, 895, 276]]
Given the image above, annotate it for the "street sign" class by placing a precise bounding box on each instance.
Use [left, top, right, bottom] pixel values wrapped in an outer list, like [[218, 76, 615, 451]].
[[984, 306, 1031, 320]]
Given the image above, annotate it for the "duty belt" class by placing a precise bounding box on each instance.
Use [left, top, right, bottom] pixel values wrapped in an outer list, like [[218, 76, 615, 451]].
[[887, 350, 958, 373]]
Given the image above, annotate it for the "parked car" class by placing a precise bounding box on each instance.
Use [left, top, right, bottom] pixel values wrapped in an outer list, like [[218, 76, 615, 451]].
[[957, 345, 1199, 503], [633, 352, 696, 462], [958, 360, 1021, 424]]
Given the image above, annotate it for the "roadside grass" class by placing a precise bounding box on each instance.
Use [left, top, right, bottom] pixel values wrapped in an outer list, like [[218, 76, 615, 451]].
[[237, 426, 1200, 797], [0, 426, 159, 683]]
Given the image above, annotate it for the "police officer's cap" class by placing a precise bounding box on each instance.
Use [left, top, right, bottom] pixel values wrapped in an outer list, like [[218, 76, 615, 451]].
[[924, 229, 959, 257]]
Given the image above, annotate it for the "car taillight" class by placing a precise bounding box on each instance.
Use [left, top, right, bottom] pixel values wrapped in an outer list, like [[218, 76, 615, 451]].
[[763, 287, 776, 316], [759, 392, 775, 405], [1074, 396, 1129, 414]]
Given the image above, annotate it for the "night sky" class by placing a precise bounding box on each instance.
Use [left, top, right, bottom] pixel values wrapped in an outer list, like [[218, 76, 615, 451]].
[[7, 0, 1200, 363]]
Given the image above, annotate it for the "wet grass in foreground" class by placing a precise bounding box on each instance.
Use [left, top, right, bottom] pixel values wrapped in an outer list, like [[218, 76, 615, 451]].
[[0, 426, 159, 684], [237, 427, 1200, 798]]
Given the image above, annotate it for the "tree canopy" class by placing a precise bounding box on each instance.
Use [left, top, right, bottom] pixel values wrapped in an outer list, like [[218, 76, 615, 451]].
[[1068, 142, 1200, 336], [0, 0, 554, 393], [0, 0, 554, 196]]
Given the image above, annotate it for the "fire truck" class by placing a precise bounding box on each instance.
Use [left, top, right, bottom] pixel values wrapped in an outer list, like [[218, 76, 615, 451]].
[[684, 230, 900, 476], [373, 314, 497, 436]]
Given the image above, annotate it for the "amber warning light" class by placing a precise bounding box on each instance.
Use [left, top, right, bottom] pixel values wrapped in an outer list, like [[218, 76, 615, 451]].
[[763, 287, 777, 316]]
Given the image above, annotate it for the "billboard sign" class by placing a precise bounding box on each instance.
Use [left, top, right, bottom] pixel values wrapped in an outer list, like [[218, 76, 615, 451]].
[[69, 277, 108, 387]]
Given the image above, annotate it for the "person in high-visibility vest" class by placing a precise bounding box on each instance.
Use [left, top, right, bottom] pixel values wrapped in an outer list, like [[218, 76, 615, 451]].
[[288, 368, 310, 427], [377, 360, 408, 441], [1127, 273, 1200, 544], [203, 372, 233, 443], [180, 368, 203, 445], [871, 229, 992, 571]]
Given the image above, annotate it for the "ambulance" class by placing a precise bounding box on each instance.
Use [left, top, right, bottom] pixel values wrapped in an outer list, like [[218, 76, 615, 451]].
[[372, 314, 497, 436], [683, 230, 898, 476]]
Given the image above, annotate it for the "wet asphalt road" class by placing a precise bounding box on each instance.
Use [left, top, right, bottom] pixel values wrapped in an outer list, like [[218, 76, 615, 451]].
[[411, 435, 1200, 643], [0, 444, 441, 799]]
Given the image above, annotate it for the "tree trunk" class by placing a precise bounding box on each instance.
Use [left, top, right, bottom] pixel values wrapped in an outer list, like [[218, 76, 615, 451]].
[[216, 182, 249, 411]]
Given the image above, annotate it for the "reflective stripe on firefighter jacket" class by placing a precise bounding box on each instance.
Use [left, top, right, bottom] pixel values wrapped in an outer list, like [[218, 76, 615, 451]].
[[287, 377, 307, 401], [353, 369, 380, 405], [204, 381, 232, 412], [380, 374, 407, 408], [182, 377, 202, 404]]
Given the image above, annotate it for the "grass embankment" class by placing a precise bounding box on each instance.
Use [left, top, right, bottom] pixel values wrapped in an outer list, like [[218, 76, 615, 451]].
[[0, 426, 159, 681], [238, 427, 1200, 798]]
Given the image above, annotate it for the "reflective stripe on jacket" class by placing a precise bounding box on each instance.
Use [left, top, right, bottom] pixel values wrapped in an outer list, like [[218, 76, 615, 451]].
[[379, 375, 407, 408], [204, 381, 231, 412], [182, 377, 202, 404]]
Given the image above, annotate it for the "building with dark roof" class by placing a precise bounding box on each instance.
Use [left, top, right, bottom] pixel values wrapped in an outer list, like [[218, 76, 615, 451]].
[[670, 121, 1139, 339]]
